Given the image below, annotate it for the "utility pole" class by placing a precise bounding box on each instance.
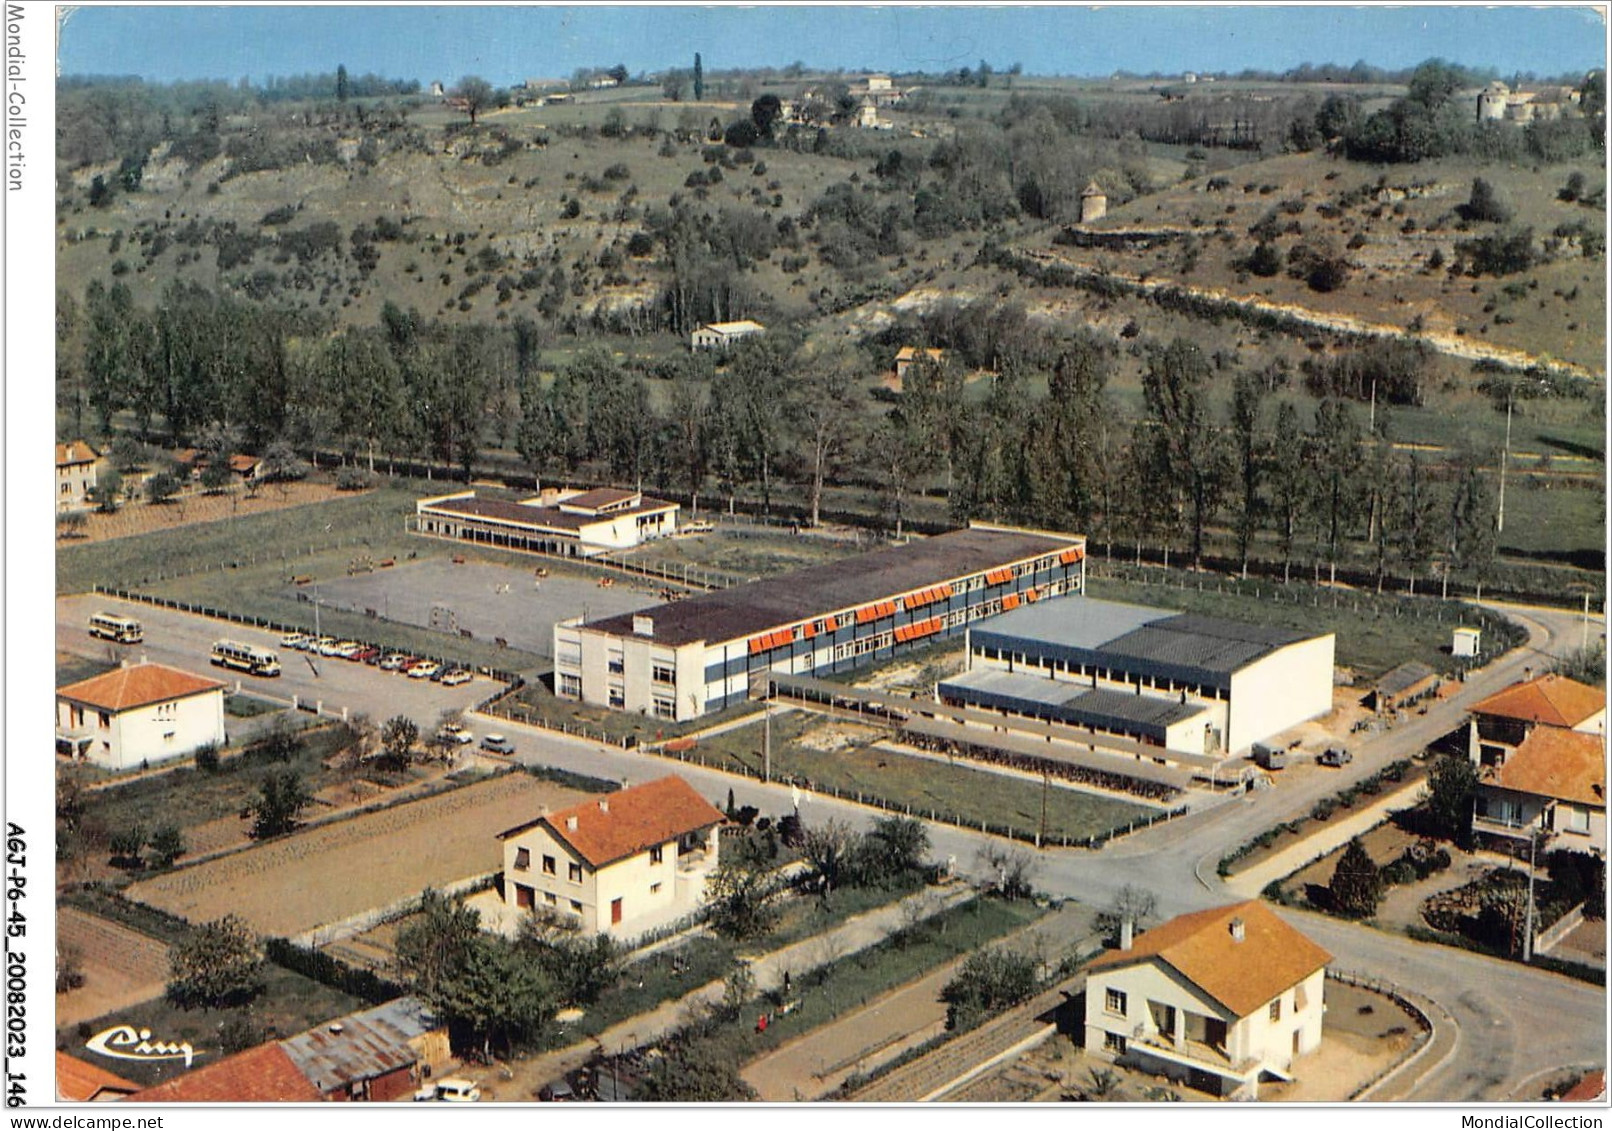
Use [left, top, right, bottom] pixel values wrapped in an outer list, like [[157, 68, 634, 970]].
[[763, 679, 772, 784], [1037, 769, 1049, 849], [1496, 386, 1513, 534]]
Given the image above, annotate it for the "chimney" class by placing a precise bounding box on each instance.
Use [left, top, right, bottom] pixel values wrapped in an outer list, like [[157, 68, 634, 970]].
[[633, 614, 654, 638], [1229, 917, 1245, 942], [1524, 666, 1533, 681], [1119, 917, 1134, 951], [566, 815, 579, 831], [598, 799, 609, 814]]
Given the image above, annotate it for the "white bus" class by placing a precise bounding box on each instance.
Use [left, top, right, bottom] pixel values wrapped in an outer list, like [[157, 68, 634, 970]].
[[211, 639, 282, 677], [87, 612, 144, 644]]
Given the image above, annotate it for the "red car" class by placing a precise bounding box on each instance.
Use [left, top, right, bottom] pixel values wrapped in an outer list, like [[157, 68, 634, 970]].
[[354, 646, 383, 664]]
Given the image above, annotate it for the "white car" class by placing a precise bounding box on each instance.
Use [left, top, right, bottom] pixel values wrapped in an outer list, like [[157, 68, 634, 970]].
[[315, 637, 341, 656], [415, 1078, 481, 1103], [280, 632, 310, 650], [480, 734, 515, 755], [406, 661, 442, 680], [436, 725, 473, 746], [379, 652, 409, 671], [439, 669, 473, 687]]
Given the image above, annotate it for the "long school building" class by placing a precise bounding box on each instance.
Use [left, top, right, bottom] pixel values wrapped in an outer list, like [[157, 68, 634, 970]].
[[554, 524, 1086, 721]]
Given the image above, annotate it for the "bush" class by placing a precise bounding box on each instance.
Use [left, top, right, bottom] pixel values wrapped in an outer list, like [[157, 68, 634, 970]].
[[334, 466, 375, 491], [194, 742, 220, 773], [940, 946, 1039, 1031]]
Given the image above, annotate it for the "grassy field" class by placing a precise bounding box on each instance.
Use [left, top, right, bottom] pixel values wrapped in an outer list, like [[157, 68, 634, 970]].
[[687, 711, 1157, 844], [611, 523, 874, 582], [1085, 567, 1521, 678]]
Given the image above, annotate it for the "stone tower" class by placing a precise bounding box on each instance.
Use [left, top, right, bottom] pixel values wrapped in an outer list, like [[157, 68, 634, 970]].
[[1080, 180, 1108, 224]]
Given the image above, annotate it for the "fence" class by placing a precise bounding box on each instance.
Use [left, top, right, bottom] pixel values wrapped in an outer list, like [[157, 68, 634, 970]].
[[91, 584, 526, 689], [635, 739, 1187, 849]]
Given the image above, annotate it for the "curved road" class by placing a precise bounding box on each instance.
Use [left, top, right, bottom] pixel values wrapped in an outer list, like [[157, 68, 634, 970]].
[[483, 599, 1604, 1101]]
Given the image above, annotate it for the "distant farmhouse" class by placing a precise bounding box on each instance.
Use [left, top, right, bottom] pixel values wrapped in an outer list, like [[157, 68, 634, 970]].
[[690, 319, 765, 350], [1477, 80, 1584, 124], [56, 440, 100, 512]]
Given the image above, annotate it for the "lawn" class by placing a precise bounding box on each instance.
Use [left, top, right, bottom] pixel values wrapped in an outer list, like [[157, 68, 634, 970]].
[[685, 711, 1157, 845], [1085, 567, 1523, 679], [611, 524, 874, 584]]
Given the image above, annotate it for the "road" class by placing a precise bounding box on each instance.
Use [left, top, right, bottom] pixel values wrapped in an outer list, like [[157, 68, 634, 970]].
[[468, 598, 1605, 1101], [57, 594, 491, 733]]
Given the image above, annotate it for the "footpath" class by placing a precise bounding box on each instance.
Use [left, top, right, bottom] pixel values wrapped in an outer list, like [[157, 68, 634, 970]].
[[463, 883, 973, 1101]]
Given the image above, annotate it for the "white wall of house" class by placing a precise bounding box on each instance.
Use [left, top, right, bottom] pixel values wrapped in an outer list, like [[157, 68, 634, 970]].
[[57, 461, 98, 511], [1227, 634, 1335, 754], [1476, 786, 1608, 856], [501, 821, 719, 937], [1083, 959, 1325, 1092], [57, 689, 225, 771]]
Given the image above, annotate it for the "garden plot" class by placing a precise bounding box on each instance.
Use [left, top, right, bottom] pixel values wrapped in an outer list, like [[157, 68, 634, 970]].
[[125, 773, 590, 938], [301, 559, 661, 659], [56, 908, 172, 1029]]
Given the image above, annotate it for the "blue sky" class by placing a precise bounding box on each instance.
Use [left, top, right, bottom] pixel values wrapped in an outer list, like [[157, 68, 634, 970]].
[[57, 5, 1608, 85]]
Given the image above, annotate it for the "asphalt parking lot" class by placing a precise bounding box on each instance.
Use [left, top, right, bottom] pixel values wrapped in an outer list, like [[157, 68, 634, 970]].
[[58, 594, 494, 735], [297, 559, 662, 658]]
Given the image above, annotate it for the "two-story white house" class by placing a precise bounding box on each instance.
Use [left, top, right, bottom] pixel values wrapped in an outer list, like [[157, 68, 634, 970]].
[[496, 776, 724, 938], [1084, 900, 1331, 1099], [56, 440, 99, 512], [56, 661, 227, 771]]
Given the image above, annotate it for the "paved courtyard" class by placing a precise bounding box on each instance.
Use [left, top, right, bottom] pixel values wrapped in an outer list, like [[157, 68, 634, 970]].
[[302, 559, 662, 659]]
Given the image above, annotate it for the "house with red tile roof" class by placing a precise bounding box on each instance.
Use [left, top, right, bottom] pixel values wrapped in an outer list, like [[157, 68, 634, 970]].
[[1083, 900, 1331, 1099], [1469, 673, 1606, 767], [127, 1042, 323, 1103], [1561, 1069, 1606, 1102], [56, 661, 226, 771], [55, 1052, 139, 1102], [497, 775, 724, 938], [56, 440, 100, 512], [1474, 726, 1606, 856]]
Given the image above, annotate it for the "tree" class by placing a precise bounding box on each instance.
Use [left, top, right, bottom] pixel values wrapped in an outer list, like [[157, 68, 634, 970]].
[[661, 69, 688, 102], [1267, 401, 1306, 581], [1095, 884, 1158, 944], [801, 819, 861, 894], [200, 460, 233, 495], [149, 824, 186, 868], [1406, 59, 1463, 111], [940, 946, 1039, 1030], [109, 824, 146, 869], [1242, 240, 1283, 277], [639, 1039, 756, 1101], [56, 943, 86, 994], [396, 889, 484, 1000], [56, 510, 88, 539], [1449, 453, 1497, 594], [1425, 749, 1480, 842], [794, 343, 864, 527], [336, 64, 350, 102], [90, 468, 123, 513], [1329, 837, 1382, 918], [454, 75, 494, 125], [1463, 177, 1513, 223], [975, 843, 1037, 900], [704, 859, 779, 940], [109, 434, 147, 472], [858, 815, 930, 887], [514, 909, 622, 1005], [144, 470, 179, 505], [1141, 339, 1228, 568], [1229, 372, 1265, 575], [250, 769, 310, 840], [1396, 449, 1441, 593], [751, 94, 783, 138], [432, 934, 556, 1060], [167, 914, 264, 1009], [1308, 398, 1363, 577], [693, 53, 704, 102], [380, 715, 419, 770]]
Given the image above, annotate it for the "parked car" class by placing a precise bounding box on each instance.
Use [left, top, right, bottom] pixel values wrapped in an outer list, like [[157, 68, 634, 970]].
[[407, 662, 442, 680], [440, 669, 472, 687], [436, 725, 473, 746], [314, 637, 341, 656], [538, 1079, 577, 1102], [480, 734, 516, 754], [415, 1078, 481, 1103], [333, 640, 363, 659], [379, 652, 409, 671], [1318, 747, 1353, 767], [353, 646, 382, 664], [280, 632, 310, 650]]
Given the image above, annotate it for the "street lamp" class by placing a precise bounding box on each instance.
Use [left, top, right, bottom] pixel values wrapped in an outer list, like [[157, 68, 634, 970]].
[[1522, 808, 1554, 963]]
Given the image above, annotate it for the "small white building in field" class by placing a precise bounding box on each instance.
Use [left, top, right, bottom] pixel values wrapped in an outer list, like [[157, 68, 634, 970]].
[[497, 776, 725, 938], [690, 320, 765, 351], [414, 487, 679, 558], [1084, 900, 1331, 1099], [56, 661, 226, 770]]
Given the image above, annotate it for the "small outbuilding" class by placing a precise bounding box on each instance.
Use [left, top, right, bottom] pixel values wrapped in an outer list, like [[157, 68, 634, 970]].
[[690, 320, 765, 351]]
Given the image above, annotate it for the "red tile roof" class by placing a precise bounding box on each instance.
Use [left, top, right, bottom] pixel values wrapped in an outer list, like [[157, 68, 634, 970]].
[[1489, 727, 1606, 808], [227, 454, 262, 474], [1471, 674, 1606, 729], [1086, 901, 1332, 1018], [56, 441, 98, 467], [56, 1052, 139, 1101], [500, 776, 724, 869], [560, 487, 640, 511], [58, 663, 226, 713], [1563, 1070, 1606, 1102], [128, 1043, 324, 1103]]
